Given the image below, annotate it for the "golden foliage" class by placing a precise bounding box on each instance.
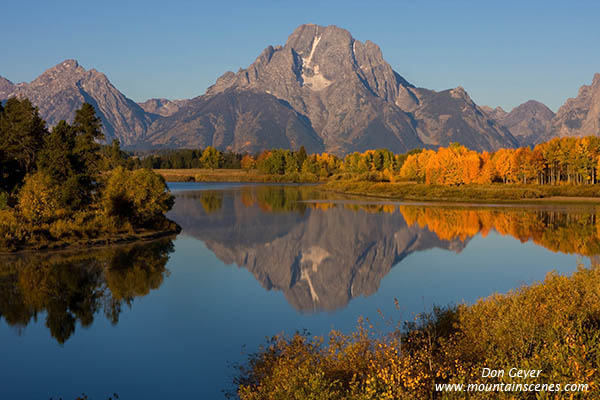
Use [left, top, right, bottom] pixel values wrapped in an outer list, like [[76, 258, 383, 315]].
[[17, 172, 62, 224], [235, 266, 600, 399]]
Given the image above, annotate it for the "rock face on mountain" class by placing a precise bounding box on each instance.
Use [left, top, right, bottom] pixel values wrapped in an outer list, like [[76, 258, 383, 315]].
[[169, 187, 467, 312], [484, 100, 555, 146], [192, 24, 518, 153], [145, 89, 324, 153], [0, 60, 154, 144], [0, 77, 15, 99], [1, 26, 525, 153], [481, 106, 507, 121], [408, 87, 518, 150], [138, 98, 188, 117], [542, 74, 600, 142]]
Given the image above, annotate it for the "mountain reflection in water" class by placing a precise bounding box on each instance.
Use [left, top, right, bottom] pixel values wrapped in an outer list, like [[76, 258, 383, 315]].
[[2, 185, 598, 343], [0, 238, 174, 344], [170, 186, 600, 313]]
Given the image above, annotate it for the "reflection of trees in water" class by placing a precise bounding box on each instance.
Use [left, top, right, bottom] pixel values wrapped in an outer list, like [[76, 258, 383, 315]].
[[180, 186, 328, 215], [0, 238, 174, 344], [395, 206, 600, 256], [305, 201, 600, 256], [237, 185, 600, 256], [224, 185, 600, 257], [171, 185, 600, 313], [199, 191, 223, 214]]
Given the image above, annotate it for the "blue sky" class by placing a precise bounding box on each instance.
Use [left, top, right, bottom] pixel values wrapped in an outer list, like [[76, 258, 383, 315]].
[[1, 0, 598, 111]]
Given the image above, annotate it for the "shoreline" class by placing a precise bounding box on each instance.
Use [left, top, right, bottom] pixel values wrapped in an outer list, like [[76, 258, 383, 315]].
[[0, 225, 181, 256], [321, 181, 600, 205], [155, 168, 320, 183], [322, 187, 600, 205], [155, 169, 600, 204]]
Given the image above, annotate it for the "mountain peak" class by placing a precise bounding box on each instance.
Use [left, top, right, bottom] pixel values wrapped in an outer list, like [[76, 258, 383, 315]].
[[521, 99, 544, 106], [0, 59, 152, 145], [60, 59, 79, 68], [0, 76, 15, 98], [593, 72, 600, 85], [450, 86, 470, 101], [46, 59, 83, 75], [200, 24, 519, 153]]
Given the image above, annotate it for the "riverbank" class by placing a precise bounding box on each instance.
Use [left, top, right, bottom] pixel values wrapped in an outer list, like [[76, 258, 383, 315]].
[[0, 221, 181, 254], [235, 264, 599, 399], [155, 169, 600, 203], [0, 230, 179, 257], [154, 168, 321, 183], [322, 181, 600, 203]]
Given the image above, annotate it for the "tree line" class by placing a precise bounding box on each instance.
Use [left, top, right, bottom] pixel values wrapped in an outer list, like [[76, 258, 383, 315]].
[[135, 147, 243, 169], [398, 138, 600, 185], [184, 137, 600, 186]]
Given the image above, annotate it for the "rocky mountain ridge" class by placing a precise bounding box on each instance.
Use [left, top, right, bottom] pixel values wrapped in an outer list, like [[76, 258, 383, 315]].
[[0, 60, 154, 145], [483, 100, 555, 146], [138, 98, 189, 117], [541, 73, 600, 142], [2, 25, 599, 152], [201, 24, 518, 153]]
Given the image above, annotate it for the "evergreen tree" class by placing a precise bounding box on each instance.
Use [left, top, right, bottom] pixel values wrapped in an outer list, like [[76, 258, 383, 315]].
[[0, 98, 48, 192], [101, 139, 128, 170], [38, 120, 76, 182], [73, 103, 104, 176], [37, 120, 84, 209], [72, 103, 104, 204]]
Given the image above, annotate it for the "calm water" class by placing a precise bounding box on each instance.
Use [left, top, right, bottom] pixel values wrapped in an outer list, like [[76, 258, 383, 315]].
[[1, 183, 598, 399]]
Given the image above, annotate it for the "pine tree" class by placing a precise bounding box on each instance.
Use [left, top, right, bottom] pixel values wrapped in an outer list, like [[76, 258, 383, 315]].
[[0, 98, 48, 192], [72, 103, 104, 204], [73, 103, 104, 177]]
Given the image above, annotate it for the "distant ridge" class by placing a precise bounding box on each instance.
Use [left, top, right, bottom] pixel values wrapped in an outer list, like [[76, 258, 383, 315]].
[[541, 74, 600, 142], [483, 100, 555, 146]]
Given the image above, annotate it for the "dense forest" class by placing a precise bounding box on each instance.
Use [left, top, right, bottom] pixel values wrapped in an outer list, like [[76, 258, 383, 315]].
[[0, 98, 177, 251]]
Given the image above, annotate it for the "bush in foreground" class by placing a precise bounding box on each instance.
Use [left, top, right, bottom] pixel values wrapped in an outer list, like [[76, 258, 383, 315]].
[[234, 265, 600, 399]]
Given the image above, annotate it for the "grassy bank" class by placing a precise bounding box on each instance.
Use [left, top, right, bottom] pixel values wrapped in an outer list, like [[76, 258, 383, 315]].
[[234, 265, 600, 399], [0, 207, 180, 253], [155, 167, 600, 203], [154, 168, 323, 183], [322, 181, 600, 203], [0, 223, 180, 254]]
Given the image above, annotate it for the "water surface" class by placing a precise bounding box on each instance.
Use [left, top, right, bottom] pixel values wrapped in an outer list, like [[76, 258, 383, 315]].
[[0, 183, 596, 399]]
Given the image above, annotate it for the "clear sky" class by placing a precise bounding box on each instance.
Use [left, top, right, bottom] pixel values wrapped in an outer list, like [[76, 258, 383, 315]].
[[1, 0, 598, 111]]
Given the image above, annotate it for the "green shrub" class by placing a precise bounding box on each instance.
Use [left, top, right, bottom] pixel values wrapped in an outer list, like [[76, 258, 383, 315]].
[[102, 167, 174, 228]]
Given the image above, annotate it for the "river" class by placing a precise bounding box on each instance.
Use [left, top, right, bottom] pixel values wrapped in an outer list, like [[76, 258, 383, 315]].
[[0, 182, 596, 399]]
